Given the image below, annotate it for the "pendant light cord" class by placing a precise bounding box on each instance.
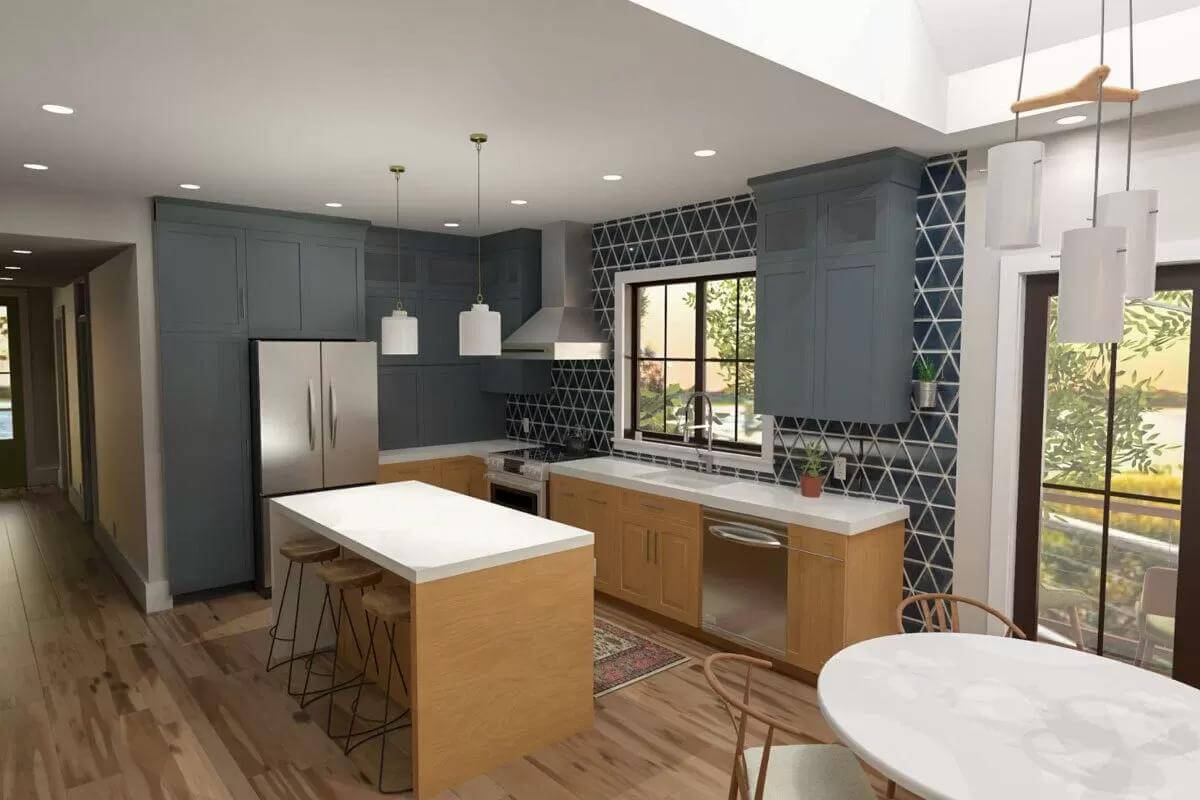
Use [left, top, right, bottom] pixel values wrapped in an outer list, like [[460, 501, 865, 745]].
[[394, 171, 404, 312], [1014, 0, 1034, 141], [475, 140, 483, 304], [1091, 0, 1107, 227], [1125, 0, 1134, 191]]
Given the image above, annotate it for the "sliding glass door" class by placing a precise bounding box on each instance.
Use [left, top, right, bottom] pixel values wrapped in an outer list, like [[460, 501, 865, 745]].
[[1016, 265, 1200, 686]]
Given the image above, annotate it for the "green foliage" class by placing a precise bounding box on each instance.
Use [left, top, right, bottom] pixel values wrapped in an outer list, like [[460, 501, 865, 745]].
[[683, 277, 756, 397], [1043, 293, 1191, 487], [914, 356, 937, 382], [801, 440, 825, 477]]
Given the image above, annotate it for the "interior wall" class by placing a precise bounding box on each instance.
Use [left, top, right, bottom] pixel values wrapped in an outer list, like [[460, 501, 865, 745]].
[[0, 185, 165, 608], [52, 285, 83, 503], [955, 104, 1200, 627]]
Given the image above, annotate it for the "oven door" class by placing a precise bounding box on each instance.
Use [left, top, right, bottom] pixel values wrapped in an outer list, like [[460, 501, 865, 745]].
[[485, 471, 546, 516]]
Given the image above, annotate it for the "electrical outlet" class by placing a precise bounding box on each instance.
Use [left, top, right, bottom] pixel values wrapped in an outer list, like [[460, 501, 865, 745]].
[[833, 456, 847, 481], [522, 417, 531, 435]]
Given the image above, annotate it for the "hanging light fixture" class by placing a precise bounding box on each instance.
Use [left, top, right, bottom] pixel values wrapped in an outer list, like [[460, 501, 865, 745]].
[[986, 0, 1044, 250], [381, 165, 419, 355], [458, 133, 501, 356], [1097, 0, 1159, 300], [1058, 0, 1127, 343]]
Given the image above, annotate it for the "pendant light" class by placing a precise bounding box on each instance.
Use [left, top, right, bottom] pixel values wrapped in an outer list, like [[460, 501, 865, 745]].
[[381, 165, 419, 355], [986, 0, 1044, 250], [458, 133, 501, 356], [1097, 0, 1159, 300], [1058, 0, 1126, 343]]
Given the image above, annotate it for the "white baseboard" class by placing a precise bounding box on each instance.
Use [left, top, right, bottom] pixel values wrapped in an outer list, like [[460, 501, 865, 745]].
[[93, 520, 173, 614], [29, 464, 59, 487]]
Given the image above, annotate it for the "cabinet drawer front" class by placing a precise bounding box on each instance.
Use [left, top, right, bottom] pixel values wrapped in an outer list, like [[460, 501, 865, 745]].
[[789, 525, 847, 561], [619, 489, 698, 527], [552, 475, 617, 505]]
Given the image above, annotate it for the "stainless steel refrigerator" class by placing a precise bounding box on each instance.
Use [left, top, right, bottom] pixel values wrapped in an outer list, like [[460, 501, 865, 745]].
[[251, 340, 378, 591]]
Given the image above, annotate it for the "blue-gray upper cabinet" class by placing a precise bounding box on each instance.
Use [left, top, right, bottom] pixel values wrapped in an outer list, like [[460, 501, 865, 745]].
[[479, 231, 550, 394], [301, 237, 363, 339], [159, 332, 253, 595], [155, 222, 247, 334], [750, 148, 922, 424], [246, 230, 304, 337]]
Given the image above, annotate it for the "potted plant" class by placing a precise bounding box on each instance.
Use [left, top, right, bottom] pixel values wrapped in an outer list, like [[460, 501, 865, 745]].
[[913, 356, 937, 409], [799, 440, 825, 498]]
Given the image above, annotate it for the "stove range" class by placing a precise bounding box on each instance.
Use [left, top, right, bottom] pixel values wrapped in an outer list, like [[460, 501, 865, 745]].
[[485, 445, 589, 482], [484, 445, 591, 516]]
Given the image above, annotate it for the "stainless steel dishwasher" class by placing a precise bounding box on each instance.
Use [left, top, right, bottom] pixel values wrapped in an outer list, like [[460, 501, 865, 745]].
[[701, 509, 791, 657]]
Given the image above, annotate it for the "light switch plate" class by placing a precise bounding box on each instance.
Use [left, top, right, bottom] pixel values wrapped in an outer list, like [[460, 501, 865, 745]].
[[833, 456, 847, 481], [522, 417, 531, 435]]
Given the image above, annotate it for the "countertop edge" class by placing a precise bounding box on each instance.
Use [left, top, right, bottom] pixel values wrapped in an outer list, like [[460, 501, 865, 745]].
[[379, 439, 532, 465], [548, 461, 908, 535]]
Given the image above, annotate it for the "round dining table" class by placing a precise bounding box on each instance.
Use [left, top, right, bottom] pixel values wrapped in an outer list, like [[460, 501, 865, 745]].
[[817, 633, 1200, 800]]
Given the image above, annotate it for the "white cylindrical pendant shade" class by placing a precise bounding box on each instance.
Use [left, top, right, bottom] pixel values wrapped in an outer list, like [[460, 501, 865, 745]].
[[985, 140, 1044, 249], [459, 303, 501, 356], [1058, 226, 1125, 344], [381, 308, 419, 355], [1097, 189, 1159, 301]]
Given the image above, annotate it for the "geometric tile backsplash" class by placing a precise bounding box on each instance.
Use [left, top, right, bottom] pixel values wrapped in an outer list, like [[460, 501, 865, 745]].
[[506, 152, 967, 605]]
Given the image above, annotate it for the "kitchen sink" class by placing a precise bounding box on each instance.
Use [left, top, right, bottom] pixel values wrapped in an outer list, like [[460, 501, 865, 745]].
[[639, 468, 734, 490]]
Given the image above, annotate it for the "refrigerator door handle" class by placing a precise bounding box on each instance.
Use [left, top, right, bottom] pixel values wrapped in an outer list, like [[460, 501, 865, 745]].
[[306, 380, 316, 451], [329, 383, 338, 447]]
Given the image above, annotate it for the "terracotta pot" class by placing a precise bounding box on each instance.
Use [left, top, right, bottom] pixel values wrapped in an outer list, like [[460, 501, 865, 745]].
[[800, 474, 823, 498]]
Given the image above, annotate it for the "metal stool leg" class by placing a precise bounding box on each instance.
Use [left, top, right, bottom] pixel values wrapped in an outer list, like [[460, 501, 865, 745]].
[[298, 585, 332, 707], [378, 622, 412, 794], [343, 614, 380, 753], [264, 560, 295, 671]]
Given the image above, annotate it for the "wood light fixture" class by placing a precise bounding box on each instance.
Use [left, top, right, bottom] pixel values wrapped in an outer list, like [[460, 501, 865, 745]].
[[1010, 65, 1140, 114]]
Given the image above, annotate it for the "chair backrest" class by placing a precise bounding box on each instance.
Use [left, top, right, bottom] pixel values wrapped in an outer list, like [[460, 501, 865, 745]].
[[897, 593, 1027, 639], [703, 653, 808, 800], [1141, 566, 1178, 618]]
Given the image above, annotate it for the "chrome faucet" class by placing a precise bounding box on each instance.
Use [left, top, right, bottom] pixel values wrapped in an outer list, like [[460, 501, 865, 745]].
[[680, 391, 716, 473]]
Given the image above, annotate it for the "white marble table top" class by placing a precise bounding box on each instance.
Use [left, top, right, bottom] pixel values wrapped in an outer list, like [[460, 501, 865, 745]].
[[818, 633, 1200, 800]]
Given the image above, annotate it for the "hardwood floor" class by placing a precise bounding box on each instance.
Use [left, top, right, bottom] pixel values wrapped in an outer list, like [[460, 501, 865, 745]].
[[0, 492, 910, 799]]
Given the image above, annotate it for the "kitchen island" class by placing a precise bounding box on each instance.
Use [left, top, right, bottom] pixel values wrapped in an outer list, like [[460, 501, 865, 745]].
[[268, 481, 594, 798]]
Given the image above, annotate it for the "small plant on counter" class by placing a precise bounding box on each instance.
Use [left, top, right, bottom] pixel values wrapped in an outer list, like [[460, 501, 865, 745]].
[[799, 440, 826, 498], [913, 356, 938, 409]]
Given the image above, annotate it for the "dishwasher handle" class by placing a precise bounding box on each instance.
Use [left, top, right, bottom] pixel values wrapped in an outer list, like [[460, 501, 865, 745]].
[[708, 524, 785, 549]]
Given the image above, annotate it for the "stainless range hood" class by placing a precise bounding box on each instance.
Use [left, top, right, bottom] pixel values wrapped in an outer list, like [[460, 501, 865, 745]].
[[501, 221, 610, 360]]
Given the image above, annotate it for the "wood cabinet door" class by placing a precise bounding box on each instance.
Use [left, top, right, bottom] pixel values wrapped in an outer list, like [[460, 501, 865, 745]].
[[440, 458, 474, 495], [584, 491, 619, 593], [246, 230, 303, 337], [301, 237, 362, 339], [549, 478, 585, 526], [467, 459, 487, 500], [618, 518, 656, 608], [378, 460, 440, 485], [654, 524, 701, 626], [755, 256, 816, 417], [787, 548, 846, 674]]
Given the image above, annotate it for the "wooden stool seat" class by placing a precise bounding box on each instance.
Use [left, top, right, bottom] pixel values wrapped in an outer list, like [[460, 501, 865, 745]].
[[315, 557, 383, 589], [279, 536, 340, 564], [362, 585, 411, 623]]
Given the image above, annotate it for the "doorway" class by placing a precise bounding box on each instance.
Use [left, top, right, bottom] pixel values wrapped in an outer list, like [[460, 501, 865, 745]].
[[0, 298, 28, 489], [1015, 265, 1200, 687]]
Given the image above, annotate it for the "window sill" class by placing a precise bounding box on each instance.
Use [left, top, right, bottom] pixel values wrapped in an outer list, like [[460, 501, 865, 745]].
[[612, 436, 774, 474]]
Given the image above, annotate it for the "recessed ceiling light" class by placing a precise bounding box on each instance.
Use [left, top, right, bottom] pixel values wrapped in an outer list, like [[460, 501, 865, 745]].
[[693, 149, 717, 158], [4, 266, 20, 271], [324, 202, 343, 208], [11, 250, 31, 255], [0, 277, 13, 281], [510, 199, 528, 205], [1056, 114, 1088, 125], [602, 174, 622, 181], [23, 163, 48, 171], [443, 222, 461, 228], [178, 183, 201, 190], [41, 104, 74, 115]]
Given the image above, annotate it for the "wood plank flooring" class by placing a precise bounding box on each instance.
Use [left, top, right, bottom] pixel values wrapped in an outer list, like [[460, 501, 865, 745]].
[[0, 492, 912, 799]]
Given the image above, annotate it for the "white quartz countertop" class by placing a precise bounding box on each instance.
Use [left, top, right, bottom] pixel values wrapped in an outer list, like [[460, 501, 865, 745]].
[[549, 457, 908, 535], [379, 438, 531, 465], [270, 482, 592, 583]]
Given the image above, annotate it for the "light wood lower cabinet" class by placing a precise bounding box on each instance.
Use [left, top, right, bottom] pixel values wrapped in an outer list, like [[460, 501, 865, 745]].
[[654, 522, 701, 625], [617, 517, 657, 606], [379, 456, 486, 499], [549, 475, 619, 593], [786, 522, 904, 673]]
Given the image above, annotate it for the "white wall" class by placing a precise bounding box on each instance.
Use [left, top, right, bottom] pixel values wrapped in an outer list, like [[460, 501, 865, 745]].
[[0, 186, 167, 610], [52, 285, 82, 503], [956, 104, 1200, 626]]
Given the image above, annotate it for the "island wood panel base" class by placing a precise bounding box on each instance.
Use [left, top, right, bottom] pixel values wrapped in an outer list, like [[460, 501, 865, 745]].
[[335, 546, 594, 799], [378, 455, 487, 499]]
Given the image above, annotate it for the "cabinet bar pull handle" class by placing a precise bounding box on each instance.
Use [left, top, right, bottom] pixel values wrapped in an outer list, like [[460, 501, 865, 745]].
[[645, 532, 651, 562], [306, 380, 316, 450], [642, 503, 665, 512], [587, 497, 605, 505], [329, 383, 338, 446], [653, 531, 658, 564]]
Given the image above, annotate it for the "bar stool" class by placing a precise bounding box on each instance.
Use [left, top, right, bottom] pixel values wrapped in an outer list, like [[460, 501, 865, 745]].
[[343, 584, 413, 794], [265, 535, 341, 695], [299, 556, 384, 737]]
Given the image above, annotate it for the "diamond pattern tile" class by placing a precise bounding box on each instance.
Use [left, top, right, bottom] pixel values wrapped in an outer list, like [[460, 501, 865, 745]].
[[505, 153, 966, 615]]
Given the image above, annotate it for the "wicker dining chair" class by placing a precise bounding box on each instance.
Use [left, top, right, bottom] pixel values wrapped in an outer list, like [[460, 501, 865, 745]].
[[702, 653, 875, 800], [896, 592, 1027, 639]]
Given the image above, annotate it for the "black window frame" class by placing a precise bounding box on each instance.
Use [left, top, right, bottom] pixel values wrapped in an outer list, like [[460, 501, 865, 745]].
[[626, 271, 760, 455]]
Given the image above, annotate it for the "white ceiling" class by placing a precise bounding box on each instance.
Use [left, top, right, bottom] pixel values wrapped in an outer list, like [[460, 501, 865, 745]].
[[0, 0, 952, 235], [916, 0, 1200, 74]]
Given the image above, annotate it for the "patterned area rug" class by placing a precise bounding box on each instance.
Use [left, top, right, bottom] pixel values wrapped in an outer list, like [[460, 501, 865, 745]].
[[594, 619, 690, 697]]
